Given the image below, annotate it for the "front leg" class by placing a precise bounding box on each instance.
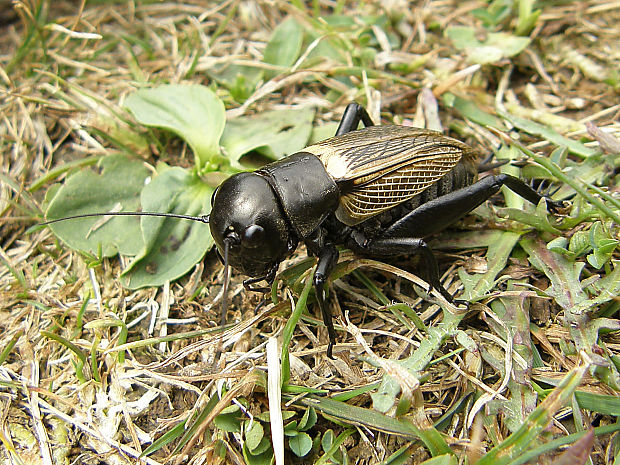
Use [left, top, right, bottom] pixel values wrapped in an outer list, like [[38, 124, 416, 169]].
[[312, 243, 339, 358], [242, 264, 279, 292]]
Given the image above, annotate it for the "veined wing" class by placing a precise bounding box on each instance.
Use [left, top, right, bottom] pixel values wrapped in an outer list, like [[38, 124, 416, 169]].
[[304, 125, 476, 225]]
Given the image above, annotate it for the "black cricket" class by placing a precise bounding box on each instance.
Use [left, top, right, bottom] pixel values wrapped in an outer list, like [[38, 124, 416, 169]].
[[45, 103, 566, 358], [209, 103, 566, 357]]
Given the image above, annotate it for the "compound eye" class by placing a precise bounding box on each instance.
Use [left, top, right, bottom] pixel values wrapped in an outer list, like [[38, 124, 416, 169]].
[[242, 224, 265, 248]]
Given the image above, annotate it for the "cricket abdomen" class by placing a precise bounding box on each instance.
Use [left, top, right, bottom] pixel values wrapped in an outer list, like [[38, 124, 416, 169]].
[[332, 156, 478, 242]]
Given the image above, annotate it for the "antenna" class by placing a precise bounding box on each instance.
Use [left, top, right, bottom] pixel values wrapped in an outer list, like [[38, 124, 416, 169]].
[[41, 211, 210, 225], [212, 236, 233, 370]]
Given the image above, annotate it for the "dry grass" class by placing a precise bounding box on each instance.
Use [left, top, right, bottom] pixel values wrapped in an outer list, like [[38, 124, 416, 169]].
[[1, 1, 619, 464]]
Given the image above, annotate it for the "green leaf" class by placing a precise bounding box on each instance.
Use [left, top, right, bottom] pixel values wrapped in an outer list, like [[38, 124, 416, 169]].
[[569, 230, 591, 256], [478, 363, 589, 465], [459, 231, 522, 301], [547, 237, 571, 256], [420, 454, 458, 465], [507, 423, 620, 465], [319, 428, 350, 464], [297, 407, 317, 431], [45, 155, 149, 257], [242, 437, 273, 465], [442, 93, 504, 129], [121, 166, 213, 289], [293, 394, 440, 447], [446, 26, 531, 64], [164, 391, 222, 456], [472, 0, 512, 27], [521, 237, 588, 311], [263, 18, 304, 77], [309, 122, 340, 145], [281, 275, 313, 386], [516, 0, 541, 36], [575, 391, 620, 416], [256, 410, 296, 423], [321, 429, 335, 453], [41, 331, 87, 383], [214, 411, 242, 433], [379, 445, 416, 465], [590, 221, 613, 248], [496, 200, 561, 235], [497, 110, 598, 158], [244, 421, 265, 452], [221, 107, 316, 163], [288, 432, 312, 457], [587, 247, 615, 269], [206, 63, 264, 103], [247, 436, 272, 456], [125, 84, 226, 170], [283, 420, 299, 436]]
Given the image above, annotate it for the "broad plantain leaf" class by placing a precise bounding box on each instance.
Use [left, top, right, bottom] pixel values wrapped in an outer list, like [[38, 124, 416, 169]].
[[121, 166, 213, 289], [446, 26, 531, 64], [45, 155, 149, 257], [263, 18, 304, 78], [125, 84, 226, 170], [221, 107, 315, 163]]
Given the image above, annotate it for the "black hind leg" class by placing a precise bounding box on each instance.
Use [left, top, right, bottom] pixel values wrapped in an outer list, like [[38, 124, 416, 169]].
[[335, 103, 375, 135], [384, 173, 567, 239], [352, 173, 568, 302]]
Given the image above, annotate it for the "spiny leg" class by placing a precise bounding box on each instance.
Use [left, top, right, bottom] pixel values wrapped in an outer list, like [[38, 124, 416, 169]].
[[355, 173, 568, 302], [499, 174, 567, 213], [313, 243, 339, 358], [384, 173, 567, 239], [359, 236, 453, 302], [335, 103, 375, 136]]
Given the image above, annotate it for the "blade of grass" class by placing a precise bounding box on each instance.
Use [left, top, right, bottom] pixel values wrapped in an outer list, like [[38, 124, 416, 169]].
[[496, 110, 597, 158], [6, 2, 48, 75], [491, 130, 620, 224], [41, 331, 88, 383], [353, 270, 390, 306], [90, 333, 101, 383], [0, 330, 23, 366], [477, 359, 590, 465], [102, 328, 218, 354], [143, 389, 220, 456], [0, 254, 28, 292], [294, 394, 452, 456], [84, 317, 128, 363], [281, 271, 313, 386], [28, 156, 101, 193], [506, 421, 620, 465]]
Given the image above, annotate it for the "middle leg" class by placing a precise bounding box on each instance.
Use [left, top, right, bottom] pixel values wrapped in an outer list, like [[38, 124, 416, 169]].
[[356, 236, 453, 302]]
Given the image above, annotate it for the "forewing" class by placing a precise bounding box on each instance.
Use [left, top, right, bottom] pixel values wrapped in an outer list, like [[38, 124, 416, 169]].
[[304, 126, 473, 225]]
